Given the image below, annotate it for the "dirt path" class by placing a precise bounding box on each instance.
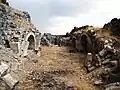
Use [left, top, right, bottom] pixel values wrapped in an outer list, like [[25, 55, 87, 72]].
[[21, 46, 97, 90]]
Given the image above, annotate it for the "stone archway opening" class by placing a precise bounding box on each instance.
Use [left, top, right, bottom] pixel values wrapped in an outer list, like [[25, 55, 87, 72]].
[[72, 37, 76, 48], [27, 35, 35, 50], [80, 34, 93, 53], [81, 35, 88, 53]]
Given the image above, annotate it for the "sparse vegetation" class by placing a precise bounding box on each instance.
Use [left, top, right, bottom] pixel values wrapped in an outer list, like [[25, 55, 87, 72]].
[[21, 46, 97, 90]]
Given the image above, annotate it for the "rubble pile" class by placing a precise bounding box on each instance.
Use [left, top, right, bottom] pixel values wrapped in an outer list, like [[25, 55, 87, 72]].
[[103, 18, 120, 36], [58, 37, 71, 46], [0, 44, 38, 90], [70, 29, 104, 53], [41, 33, 71, 46], [0, 2, 41, 90], [69, 24, 120, 89], [0, 3, 41, 57], [0, 45, 20, 90], [26, 70, 77, 90], [89, 40, 120, 89], [41, 33, 56, 46]]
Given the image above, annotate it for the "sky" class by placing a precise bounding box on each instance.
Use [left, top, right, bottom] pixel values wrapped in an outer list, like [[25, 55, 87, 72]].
[[8, 0, 120, 35]]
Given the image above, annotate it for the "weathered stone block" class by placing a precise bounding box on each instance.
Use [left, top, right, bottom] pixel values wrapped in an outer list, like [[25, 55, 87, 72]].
[[0, 79, 9, 90], [9, 42, 20, 53], [37, 50, 41, 56], [84, 53, 92, 69], [96, 54, 101, 66], [86, 53, 92, 61], [2, 74, 18, 89], [88, 66, 96, 72], [0, 62, 9, 77], [94, 80, 103, 85], [35, 32, 41, 50], [21, 41, 29, 57], [105, 86, 120, 90], [99, 49, 107, 57]]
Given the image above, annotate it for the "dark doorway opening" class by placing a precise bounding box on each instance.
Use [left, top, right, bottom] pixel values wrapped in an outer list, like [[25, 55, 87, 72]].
[[28, 35, 35, 50]]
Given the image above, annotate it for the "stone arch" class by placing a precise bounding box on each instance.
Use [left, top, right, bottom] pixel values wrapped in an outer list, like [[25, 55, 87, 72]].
[[25, 32, 36, 50], [21, 32, 37, 56], [27, 35, 35, 50], [80, 33, 92, 53], [72, 36, 76, 48]]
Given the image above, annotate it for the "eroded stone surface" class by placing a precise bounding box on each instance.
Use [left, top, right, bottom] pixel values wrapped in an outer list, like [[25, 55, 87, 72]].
[[0, 62, 9, 77], [2, 74, 18, 89], [0, 3, 41, 56]]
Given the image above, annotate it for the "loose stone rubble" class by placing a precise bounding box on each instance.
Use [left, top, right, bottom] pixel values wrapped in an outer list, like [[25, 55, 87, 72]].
[[1, 0, 120, 90], [41, 33, 71, 46], [2, 74, 18, 89], [103, 18, 120, 36], [0, 62, 9, 77], [40, 24, 120, 89], [68, 24, 120, 89], [41, 33, 56, 46], [0, 3, 41, 57], [26, 70, 77, 90], [0, 1, 41, 89], [0, 51, 20, 90]]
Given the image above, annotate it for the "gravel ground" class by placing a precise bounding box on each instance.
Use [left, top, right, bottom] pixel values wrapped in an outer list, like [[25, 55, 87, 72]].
[[20, 46, 97, 90]]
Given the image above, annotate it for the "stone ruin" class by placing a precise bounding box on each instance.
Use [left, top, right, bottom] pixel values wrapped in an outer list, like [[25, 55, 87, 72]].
[[1, 1, 120, 89], [41, 33, 56, 46], [103, 18, 120, 36], [41, 33, 71, 47], [0, 2, 41, 89], [0, 3, 41, 57], [68, 24, 120, 89], [70, 26, 104, 53]]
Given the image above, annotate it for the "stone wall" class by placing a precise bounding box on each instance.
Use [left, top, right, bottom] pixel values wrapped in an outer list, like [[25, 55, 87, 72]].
[[69, 25, 120, 89], [0, 3, 41, 56]]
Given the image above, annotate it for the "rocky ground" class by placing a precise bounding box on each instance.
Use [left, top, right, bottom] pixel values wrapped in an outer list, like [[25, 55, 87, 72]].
[[20, 46, 98, 90], [0, 45, 38, 90]]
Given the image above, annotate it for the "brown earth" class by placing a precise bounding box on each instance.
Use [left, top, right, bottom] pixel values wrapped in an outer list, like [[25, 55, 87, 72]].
[[20, 46, 98, 90]]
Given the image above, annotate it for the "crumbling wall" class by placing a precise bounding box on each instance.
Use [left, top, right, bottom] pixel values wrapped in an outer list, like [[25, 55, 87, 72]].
[[41, 33, 71, 47], [70, 29, 104, 53], [0, 4, 41, 56], [69, 24, 120, 89]]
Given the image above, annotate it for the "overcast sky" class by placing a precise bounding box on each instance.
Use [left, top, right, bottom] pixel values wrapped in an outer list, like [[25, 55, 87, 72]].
[[8, 0, 120, 35]]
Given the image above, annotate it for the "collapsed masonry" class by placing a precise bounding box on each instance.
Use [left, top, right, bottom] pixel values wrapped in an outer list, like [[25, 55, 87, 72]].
[[41, 33, 56, 46], [0, 3, 41, 57], [41, 33, 70, 47], [70, 26, 104, 53], [68, 25, 120, 89], [103, 18, 120, 36], [0, 3, 41, 89]]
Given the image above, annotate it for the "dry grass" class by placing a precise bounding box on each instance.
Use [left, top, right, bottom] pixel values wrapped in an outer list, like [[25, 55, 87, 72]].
[[74, 26, 102, 34], [21, 46, 97, 90]]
